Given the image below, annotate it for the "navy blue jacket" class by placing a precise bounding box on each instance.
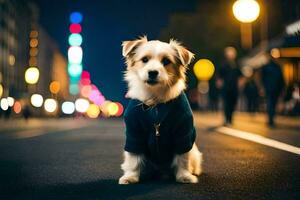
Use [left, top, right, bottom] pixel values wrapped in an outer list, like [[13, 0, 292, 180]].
[[124, 93, 196, 166]]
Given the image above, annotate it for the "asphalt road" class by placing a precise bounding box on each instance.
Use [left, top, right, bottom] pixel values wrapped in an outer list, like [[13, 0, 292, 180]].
[[0, 113, 300, 200]]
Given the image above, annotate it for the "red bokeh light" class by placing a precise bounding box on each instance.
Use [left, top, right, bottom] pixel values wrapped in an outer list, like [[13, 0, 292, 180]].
[[115, 102, 124, 117], [69, 24, 82, 33], [81, 70, 90, 79]]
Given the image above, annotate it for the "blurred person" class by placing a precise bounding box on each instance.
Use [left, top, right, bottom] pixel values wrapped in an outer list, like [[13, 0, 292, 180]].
[[23, 104, 31, 121], [218, 46, 242, 125], [243, 75, 259, 113], [261, 54, 285, 127], [4, 106, 12, 120]]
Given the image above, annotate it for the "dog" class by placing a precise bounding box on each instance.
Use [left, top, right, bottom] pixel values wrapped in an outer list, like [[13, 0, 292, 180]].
[[119, 36, 202, 184]]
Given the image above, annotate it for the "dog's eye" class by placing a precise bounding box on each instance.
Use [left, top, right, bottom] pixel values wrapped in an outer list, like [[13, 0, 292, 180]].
[[141, 57, 149, 63], [162, 57, 171, 66]]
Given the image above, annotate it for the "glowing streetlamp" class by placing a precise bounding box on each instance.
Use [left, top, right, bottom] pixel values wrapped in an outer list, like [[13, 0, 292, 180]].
[[25, 67, 40, 84], [232, 0, 260, 49]]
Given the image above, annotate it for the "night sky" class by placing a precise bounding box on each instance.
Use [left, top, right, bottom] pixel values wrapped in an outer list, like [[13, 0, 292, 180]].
[[35, 0, 198, 103]]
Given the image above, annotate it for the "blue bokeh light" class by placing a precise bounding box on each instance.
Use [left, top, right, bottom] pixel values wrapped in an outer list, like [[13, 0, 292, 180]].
[[70, 12, 83, 24]]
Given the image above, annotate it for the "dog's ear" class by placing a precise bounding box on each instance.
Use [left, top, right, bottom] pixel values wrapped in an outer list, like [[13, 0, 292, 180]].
[[169, 39, 194, 66], [122, 36, 148, 57]]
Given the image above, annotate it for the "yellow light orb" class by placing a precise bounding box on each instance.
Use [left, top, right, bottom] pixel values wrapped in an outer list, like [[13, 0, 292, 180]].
[[271, 48, 280, 58], [193, 59, 215, 81], [25, 67, 40, 84], [0, 84, 3, 98], [44, 98, 57, 113], [107, 102, 119, 116], [86, 104, 100, 118], [49, 81, 61, 94], [233, 0, 260, 23]]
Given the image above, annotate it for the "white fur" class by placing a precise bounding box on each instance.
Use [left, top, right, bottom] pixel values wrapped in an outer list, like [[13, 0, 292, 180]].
[[120, 38, 202, 184]]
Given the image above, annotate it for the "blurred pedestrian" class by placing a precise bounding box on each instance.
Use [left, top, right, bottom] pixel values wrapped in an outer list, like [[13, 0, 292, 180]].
[[4, 106, 12, 120], [23, 104, 31, 121], [243, 75, 259, 113], [218, 47, 242, 125], [261, 54, 285, 127]]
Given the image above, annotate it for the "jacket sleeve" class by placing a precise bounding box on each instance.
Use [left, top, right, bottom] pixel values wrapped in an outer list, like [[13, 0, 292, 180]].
[[173, 113, 196, 154], [124, 112, 146, 154]]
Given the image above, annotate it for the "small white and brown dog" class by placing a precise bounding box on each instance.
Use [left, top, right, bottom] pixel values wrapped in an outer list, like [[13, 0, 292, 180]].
[[119, 36, 202, 184]]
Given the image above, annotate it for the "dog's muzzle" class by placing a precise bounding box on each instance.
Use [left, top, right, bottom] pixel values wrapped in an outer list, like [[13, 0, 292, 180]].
[[146, 70, 159, 85]]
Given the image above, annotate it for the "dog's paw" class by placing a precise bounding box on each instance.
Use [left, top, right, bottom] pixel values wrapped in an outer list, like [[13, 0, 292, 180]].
[[118, 175, 139, 184], [176, 174, 198, 184], [193, 165, 202, 176]]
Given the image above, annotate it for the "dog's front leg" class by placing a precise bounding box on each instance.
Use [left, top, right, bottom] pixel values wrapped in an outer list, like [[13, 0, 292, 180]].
[[119, 151, 143, 184], [172, 144, 202, 183]]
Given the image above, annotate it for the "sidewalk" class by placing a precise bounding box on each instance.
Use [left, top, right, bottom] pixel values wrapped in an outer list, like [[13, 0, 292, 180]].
[[194, 112, 300, 130], [194, 111, 300, 148]]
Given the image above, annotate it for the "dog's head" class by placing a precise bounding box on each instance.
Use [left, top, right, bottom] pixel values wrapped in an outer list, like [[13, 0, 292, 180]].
[[122, 36, 194, 104]]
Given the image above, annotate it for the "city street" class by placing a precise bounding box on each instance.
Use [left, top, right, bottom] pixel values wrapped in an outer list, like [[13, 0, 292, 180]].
[[0, 113, 300, 199]]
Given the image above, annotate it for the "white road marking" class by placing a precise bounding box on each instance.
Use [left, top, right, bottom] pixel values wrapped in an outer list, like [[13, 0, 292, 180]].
[[216, 126, 300, 156]]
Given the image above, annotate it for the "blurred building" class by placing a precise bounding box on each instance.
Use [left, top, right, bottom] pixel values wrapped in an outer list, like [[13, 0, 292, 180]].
[[0, 0, 32, 98], [38, 28, 69, 100], [0, 0, 69, 117]]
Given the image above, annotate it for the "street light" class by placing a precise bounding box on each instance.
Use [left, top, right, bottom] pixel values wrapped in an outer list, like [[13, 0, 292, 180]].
[[25, 67, 40, 84], [232, 0, 260, 49]]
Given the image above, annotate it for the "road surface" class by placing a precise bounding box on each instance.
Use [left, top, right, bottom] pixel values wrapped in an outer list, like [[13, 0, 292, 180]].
[[0, 113, 299, 199]]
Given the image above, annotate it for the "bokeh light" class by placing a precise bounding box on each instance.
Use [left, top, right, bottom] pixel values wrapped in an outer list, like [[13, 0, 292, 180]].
[[0, 84, 3, 98], [30, 38, 38, 48], [107, 102, 119, 116], [49, 81, 61, 94], [86, 104, 100, 118], [69, 84, 79, 95], [8, 55, 15, 66], [44, 99, 57, 113], [68, 63, 83, 77], [70, 12, 83, 24], [7, 97, 14, 107], [30, 48, 38, 57], [75, 98, 90, 113], [30, 30, 38, 38], [31, 94, 44, 108], [70, 24, 82, 33], [68, 34, 83, 46], [68, 46, 83, 64], [115, 102, 124, 117], [232, 0, 260, 23], [198, 81, 209, 94], [80, 85, 92, 98], [29, 57, 38, 66], [0, 98, 9, 111], [271, 48, 280, 58], [81, 71, 90, 79], [13, 101, 22, 114], [193, 59, 215, 81], [25, 67, 40, 84], [62, 101, 75, 114]]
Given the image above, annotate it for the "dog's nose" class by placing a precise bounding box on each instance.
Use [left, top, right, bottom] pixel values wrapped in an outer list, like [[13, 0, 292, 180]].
[[148, 70, 159, 79]]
